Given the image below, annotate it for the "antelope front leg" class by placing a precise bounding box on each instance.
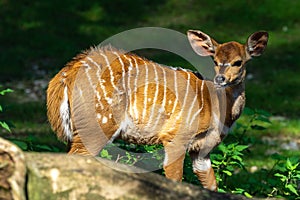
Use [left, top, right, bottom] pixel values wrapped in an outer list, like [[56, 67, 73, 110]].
[[190, 152, 217, 191], [163, 143, 186, 181]]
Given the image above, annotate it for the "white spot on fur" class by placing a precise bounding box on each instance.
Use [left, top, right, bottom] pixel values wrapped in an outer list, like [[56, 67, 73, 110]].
[[107, 98, 112, 104], [109, 113, 112, 119], [148, 98, 152, 102], [168, 100, 172, 105], [97, 113, 101, 119], [59, 87, 73, 140], [102, 116, 108, 124], [158, 107, 164, 113]]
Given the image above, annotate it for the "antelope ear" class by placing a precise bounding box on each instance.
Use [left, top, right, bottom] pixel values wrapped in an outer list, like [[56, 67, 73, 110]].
[[187, 30, 218, 56], [246, 31, 268, 57]]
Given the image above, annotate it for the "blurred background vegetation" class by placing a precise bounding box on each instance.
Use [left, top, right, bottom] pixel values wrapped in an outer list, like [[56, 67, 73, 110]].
[[0, 0, 299, 198]]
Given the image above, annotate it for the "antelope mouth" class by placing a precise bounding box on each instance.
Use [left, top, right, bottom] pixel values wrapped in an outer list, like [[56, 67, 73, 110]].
[[213, 82, 228, 89]]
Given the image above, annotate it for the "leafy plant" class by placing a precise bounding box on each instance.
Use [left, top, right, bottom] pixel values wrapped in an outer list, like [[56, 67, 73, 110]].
[[208, 107, 272, 197], [0, 86, 13, 132], [211, 142, 251, 197], [267, 155, 300, 199]]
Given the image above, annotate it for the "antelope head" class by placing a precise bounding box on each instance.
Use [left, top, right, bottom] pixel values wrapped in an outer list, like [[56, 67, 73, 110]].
[[187, 30, 268, 88]]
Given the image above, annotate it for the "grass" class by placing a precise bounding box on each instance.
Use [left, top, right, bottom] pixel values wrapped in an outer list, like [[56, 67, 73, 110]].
[[0, 0, 299, 198]]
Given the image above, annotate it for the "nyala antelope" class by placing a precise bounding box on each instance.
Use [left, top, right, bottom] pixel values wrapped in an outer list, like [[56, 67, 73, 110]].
[[47, 30, 268, 191]]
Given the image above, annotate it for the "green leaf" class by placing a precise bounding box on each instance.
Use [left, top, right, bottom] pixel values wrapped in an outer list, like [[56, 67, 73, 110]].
[[212, 160, 222, 165], [244, 192, 253, 198], [255, 109, 271, 117], [251, 125, 266, 130], [286, 158, 293, 170], [271, 153, 285, 161], [100, 149, 112, 159], [286, 184, 299, 195], [0, 88, 13, 95], [274, 173, 285, 178], [218, 143, 228, 153], [255, 115, 271, 123], [11, 140, 28, 151], [223, 170, 232, 176], [0, 121, 11, 132], [35, 144, 53, 151], [235, 145, 249, 152], [0, 105, 2, 112], [231, 155, 243, 162]]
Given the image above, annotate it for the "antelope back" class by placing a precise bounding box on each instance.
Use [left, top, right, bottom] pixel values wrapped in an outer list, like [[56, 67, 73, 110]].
[[47, 46, 213, 154]]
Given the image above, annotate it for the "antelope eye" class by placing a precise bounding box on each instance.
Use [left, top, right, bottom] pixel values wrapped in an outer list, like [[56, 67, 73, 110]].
[[233, 60, 242, 67]]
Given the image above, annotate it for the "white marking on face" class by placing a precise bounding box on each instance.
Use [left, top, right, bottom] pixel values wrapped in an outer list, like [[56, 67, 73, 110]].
[[218, 62, 231, 67]]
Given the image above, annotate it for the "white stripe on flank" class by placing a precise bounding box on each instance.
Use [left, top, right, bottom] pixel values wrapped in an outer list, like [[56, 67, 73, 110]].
[[186, 79, 199, 124], [86, 57, 104, 109], [87, 56, 101, 69], [142, 61, 149, 121], [132, 57, 140, 119], [152, 65, 167, 130], [161, 66, 167, 108], [189, 80, 205, 126], [112, 51, 126, 91], [168, 71, 190, 133], [147, 63, 159, 128], [123, 55, 133, 116], [99, 52, 121, 94], [59, 86, 73, 140], [176, 72, 190, 120], [170, 70, 179, 115], [81, 61, 109, 106]]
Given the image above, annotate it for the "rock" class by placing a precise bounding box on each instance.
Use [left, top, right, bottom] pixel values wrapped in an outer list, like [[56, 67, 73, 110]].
[[25, 153, 250, 200], [0, 137, 26, 200], [0, 137, 266, 200]]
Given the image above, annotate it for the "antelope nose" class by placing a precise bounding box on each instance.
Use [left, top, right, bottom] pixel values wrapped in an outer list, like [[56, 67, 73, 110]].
[[214, 75, 226, 85]]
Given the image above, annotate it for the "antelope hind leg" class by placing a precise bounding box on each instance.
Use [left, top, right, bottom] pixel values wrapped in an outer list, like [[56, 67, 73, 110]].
[[190, 152, 217, 191]]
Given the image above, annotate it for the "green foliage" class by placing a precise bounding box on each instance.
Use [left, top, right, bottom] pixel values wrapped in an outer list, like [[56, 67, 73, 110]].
[[267, 155, 300, 199], [9, 134, 64, 153], [99, 140, 164, 169], [0, 86, 13, 132], [211, 143, 249, 190], [208, 108, 300, 199]]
